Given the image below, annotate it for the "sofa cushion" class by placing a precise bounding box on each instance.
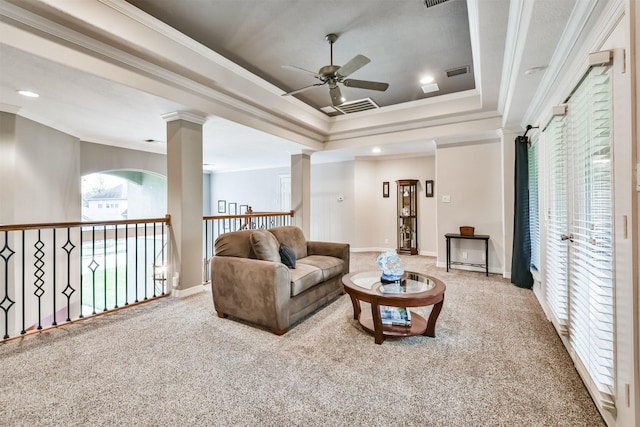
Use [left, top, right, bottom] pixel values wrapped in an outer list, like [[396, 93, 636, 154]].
[[249, 230, 281, 263], [269, 226, 308, 259], [289, 263, 324, 297], [297, 255, 344, 281], [279, 243, 296, 269], [215, 229, 256, 258]]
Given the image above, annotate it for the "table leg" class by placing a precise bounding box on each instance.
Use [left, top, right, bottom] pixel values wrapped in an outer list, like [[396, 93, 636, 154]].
[[348, 294, 361, 320], [485, 239, 489, 276], [446, 237, 450, 272], [423, 295, 445, 338], [370, 300, 385, 345]]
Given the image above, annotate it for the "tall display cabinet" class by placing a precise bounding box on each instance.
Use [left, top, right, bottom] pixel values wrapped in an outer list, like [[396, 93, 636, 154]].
[[396, 179, 418, 255]]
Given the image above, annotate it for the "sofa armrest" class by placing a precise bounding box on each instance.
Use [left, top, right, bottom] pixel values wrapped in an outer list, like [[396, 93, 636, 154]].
[[211, 256, 290, 331], [306, 241, 350, 274]]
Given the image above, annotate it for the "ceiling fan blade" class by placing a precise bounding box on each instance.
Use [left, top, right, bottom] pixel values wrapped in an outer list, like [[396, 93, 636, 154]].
[[336, 54, 370, 78], [282, 64, 319, 77], [282, 82, 324, 96], [330, 86, 343, 106], [343, 79, 389, 91]]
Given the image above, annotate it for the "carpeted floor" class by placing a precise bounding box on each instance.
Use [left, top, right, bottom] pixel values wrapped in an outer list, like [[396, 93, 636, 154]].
[[1, 253, 604, 426]]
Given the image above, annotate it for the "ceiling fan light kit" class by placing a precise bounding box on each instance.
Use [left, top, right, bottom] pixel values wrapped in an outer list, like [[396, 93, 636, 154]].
[[282, 33, 389, 109]]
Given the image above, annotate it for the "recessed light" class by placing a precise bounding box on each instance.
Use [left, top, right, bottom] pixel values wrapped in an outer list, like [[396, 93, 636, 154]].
[[419, 76, 434, 84], [372, 147, 381, 154], [17, 90, 39, 98]]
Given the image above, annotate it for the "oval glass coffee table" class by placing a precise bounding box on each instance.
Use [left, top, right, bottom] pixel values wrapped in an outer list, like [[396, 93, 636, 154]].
[[342, 271, 446, 344]]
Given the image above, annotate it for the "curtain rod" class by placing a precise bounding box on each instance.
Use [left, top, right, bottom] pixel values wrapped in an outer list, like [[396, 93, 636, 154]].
[[522, 124, 539, 137]]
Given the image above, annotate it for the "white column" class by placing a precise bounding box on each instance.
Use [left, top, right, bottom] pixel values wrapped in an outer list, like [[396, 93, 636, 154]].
[[501, 129, 517, 279], [162, 111, 206, 295], [291, 151, 311, 236]]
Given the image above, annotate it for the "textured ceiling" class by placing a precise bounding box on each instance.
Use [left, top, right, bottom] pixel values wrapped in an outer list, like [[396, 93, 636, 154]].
[[126, 0, 475, 114]]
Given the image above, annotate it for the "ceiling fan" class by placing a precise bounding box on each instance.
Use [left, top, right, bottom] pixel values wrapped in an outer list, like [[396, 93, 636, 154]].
[[282, 33, 389, 106]]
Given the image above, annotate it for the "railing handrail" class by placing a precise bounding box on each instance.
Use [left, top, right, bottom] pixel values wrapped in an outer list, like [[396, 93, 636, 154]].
[[203, 210, 294, 221], [0, 214, 172, 232]]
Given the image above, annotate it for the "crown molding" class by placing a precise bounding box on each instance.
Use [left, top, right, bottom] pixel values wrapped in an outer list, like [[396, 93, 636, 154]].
[[497, 0, 530, 118], [522, 0, 621, 128], [0, 103, 21, 114], [161, 111, 208, 125]]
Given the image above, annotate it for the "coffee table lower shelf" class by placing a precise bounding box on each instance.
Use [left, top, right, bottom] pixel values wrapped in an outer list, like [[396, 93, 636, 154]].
[[358, 310, 428, 338]]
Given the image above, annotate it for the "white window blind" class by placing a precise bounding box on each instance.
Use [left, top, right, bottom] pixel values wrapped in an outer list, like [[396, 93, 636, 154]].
[[544, 116, 569, 331], [566, 65, 614, 396], [528, 137, 540, 270]]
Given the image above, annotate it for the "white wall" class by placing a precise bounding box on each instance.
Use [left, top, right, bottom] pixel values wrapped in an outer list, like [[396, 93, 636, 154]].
[[353, 155, 437, 255], [1, 113, 81, 224], [211, 166, 289, 214], [353, 160, 377, 250], [436, 140, 503, 273], [310, 161, 355, 243], [127, 173, 168, 219]]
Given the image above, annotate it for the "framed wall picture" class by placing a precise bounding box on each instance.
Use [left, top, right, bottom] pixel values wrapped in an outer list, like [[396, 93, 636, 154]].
[[228, 202, 237, 215], [425, 180, 434, 198], [382, 181, 390, 198], [240, 204, 248, 214], [217, 200, 226, 213]]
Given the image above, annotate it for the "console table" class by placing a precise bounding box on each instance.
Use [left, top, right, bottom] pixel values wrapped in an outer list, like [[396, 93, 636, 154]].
[[445, 233, 490, 276]]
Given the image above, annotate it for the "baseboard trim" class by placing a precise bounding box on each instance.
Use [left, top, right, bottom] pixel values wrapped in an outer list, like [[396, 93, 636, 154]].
[[352, 248, 436, 257], [418, 250, 437, 257], [172, 285, 206, 298], [436, 261, 502, 275]]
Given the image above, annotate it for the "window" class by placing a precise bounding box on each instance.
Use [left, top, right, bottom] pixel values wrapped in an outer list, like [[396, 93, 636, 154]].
[[544, 115, 569, 331], [543, 64, 614, 404], [566, 65, 613, 396]]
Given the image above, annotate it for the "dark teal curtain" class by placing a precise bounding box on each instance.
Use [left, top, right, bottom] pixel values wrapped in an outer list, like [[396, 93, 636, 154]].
[[511, 135, 533, 288]]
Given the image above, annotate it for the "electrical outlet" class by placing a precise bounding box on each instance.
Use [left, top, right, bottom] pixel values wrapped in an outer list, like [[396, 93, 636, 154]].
[[442, 195, 451, 203], [462, 251, 468, 259], [482, 253, 486, 260]]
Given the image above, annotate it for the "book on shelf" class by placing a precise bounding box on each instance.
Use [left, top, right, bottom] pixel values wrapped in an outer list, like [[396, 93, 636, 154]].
[[379, 306, 411, 326]]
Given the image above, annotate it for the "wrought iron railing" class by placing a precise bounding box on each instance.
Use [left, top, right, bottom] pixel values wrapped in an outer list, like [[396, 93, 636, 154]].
[[0, 216, 170, 341], [202, 210, 294, 283]]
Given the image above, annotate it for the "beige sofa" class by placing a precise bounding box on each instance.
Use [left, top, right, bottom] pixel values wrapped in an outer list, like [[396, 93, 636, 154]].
[[210, 226, 349, 334]]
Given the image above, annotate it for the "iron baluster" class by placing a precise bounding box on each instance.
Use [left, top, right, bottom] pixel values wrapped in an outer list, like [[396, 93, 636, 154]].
[[205, 219, 209, 270], [103, 225, 107, 312], [161, 222, 165, 295], [144, 223, 148, 301], [33, 229, 45, 330], [0, 231, 16, 339], [79, 226, 83, 318], [52, 228, 57, 326], [89, 226, 98, 315], [152, 222, 156, 298], [125, 224, 129, 306], [62, 227, 76, 322], [21, 230, 25, 334], [114, 225, 118, 308], [134, 224, 138, 303]]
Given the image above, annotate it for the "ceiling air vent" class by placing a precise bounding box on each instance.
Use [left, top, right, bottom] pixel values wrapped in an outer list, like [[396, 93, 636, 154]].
[[423, 0, 450, 8], [333, 98, 380, 115], [446, 65, 470, 77]]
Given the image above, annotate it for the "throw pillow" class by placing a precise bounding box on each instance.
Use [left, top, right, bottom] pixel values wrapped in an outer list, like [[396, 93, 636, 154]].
[[249, 230, 281, 263], [279, 243, 296, 269]]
